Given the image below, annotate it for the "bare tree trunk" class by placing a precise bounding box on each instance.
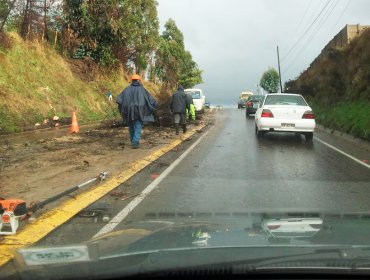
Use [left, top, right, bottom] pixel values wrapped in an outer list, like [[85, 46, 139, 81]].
[[20, 0, 31, 38], [43, 0, 49, 41], [54, 30, 57, 47]]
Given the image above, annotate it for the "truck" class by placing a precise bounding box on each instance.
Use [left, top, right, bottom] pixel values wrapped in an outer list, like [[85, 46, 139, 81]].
[[238, 91, 254, 109], [240, 91, 254, 99], [184, 88, 206, 114]]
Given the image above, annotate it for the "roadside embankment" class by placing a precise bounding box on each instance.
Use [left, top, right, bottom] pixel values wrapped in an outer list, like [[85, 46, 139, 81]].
[[0, 32, 169, 134], [287, 29, 370, 141]]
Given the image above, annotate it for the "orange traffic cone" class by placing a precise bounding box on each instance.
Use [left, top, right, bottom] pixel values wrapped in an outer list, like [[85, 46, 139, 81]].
[[70, 112, 80, 133]]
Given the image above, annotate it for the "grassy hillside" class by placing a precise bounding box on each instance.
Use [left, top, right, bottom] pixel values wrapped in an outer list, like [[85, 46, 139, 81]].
[[0, 33, 165, 134], [309, 100, 370, 139], [286, 29, 370, 140]]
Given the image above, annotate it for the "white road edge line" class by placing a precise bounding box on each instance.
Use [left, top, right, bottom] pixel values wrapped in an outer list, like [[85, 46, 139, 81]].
[[314, 136, 370, 170], [93, 130, 210, 238]]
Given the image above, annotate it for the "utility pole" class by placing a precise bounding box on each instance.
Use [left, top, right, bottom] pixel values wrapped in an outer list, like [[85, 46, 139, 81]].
[[277, 46, 283, 93]]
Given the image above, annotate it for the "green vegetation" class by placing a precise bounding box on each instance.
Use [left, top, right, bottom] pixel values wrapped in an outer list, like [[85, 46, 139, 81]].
[[63, 0, 159, 70], [285, 29, 370, 141], [0, 0, 15, 33], [0, 1, 203, 134], [260, 67, 280, 93], [0, 0, 202, 86], [309, 100, 370, 140], [155, 19, 203, 88], [0, 33, 160, 134]]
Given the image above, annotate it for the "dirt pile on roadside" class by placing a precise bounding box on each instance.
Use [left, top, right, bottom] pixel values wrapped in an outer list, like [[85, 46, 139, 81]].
[[0, 110, 213, 203]]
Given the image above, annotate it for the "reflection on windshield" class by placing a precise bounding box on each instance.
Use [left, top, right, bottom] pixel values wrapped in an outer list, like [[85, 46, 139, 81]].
[[262, 218, 323, 239]]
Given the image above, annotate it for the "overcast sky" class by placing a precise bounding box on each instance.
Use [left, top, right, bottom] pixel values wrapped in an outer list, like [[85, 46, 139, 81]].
[[157, 0, 370, 105]]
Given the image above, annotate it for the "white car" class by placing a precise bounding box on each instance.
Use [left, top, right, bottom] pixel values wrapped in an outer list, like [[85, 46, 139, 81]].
[[185, 88, 205, 114], [262, 218, 323, 238], [255, 93, 316, 141]]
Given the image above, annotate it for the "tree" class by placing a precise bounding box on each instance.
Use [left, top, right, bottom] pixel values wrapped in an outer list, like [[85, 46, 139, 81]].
[[20, 0, 41, 39], [126, 0, 159, 73], [0, 0, 16, 33], [155, 18, 202, 88], [260, 67, 280, 93], [62, 0, 159, 68], [178, 50, 203, 88], [2, 0, 201, 86]]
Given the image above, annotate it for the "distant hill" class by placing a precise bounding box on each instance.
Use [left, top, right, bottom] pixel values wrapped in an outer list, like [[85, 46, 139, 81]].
[[0, 33, 165, 134], [285, 29, 370, 140]]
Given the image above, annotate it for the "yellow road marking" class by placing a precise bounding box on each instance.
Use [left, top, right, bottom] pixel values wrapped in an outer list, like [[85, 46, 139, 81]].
[[0, 125, 205, 267]]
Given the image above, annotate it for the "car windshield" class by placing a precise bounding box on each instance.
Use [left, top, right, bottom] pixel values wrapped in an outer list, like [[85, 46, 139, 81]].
[[190, 91, 201, 99], [1, 0, 369, 279], [248, 95, 265, 102], [264, 95, 308, 106]]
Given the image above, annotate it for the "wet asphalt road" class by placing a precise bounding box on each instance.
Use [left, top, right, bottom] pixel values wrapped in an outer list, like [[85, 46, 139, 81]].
[[120, 108, 370, 224], [37, 108, 370, 245]]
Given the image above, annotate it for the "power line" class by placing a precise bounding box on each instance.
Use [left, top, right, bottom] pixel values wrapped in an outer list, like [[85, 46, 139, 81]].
[[283, 0, 341, 76], [283, 1, 339, 74], [282, 0, 337, 72], [329, 0, 350, 34], [309, 0, 340, 39], [281, 0, 332, 62], [281, 0, 314, 58]]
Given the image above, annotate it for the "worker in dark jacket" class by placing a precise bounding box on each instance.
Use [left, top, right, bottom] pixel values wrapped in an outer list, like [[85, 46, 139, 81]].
[[170, 85, 190, 135], [116, 74, 157, 149]]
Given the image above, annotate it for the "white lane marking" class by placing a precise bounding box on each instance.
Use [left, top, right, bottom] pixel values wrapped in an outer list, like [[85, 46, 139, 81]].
[[93, 130, 210, 238], [314, 136, 370, 170]]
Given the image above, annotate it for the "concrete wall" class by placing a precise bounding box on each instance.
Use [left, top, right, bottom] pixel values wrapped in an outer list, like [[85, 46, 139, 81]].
[[326, 24, 370, 49], [307, 24, 369, 72]]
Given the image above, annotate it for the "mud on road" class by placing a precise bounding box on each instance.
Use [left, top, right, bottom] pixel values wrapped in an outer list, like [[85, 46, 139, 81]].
[[0, 111, 214, 204]]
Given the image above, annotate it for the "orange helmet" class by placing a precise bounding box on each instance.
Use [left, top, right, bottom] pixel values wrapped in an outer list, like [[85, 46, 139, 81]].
[[131, 74, 141, 81]]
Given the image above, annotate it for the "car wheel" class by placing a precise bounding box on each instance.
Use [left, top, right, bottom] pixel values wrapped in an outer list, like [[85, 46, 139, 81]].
[[305, 132, 313, 142], [255, 125, 263, 138]]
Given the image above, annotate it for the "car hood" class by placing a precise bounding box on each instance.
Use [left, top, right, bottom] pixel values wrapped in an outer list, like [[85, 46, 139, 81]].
[[91, 212, 370, 253], [12, 212, 370, 278]]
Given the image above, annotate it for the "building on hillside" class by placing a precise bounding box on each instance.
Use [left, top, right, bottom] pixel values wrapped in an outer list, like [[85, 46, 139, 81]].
[[308, 24, 370, 71], [327, 24, 370, 49]]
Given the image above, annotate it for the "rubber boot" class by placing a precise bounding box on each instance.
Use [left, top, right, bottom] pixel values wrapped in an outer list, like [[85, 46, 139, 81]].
[[175, 124, 179, 135], [182, 124, 187, 133]]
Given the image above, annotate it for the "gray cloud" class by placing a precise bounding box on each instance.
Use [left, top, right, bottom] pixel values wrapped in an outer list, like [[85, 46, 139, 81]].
[[157, 0, 370, 105]]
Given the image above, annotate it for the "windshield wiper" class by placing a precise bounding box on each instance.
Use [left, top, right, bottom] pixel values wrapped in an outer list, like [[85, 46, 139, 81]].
[[250, 247, 370, 271], [135, 246, 370, 277]]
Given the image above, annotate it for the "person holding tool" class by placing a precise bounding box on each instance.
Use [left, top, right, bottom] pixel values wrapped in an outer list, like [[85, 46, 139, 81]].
[[170, 85, 190, 135], [116, 74, 157, 149]]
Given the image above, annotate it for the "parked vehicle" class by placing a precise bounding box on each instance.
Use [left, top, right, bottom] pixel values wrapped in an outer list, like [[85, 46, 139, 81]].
[[246, 95, 265, 117], [238, 91, 254, 109], [255, 93, 316, 141], [204, 101, 211, 109], [185, 89, 205, 114], [237, 98, 246, 109]]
